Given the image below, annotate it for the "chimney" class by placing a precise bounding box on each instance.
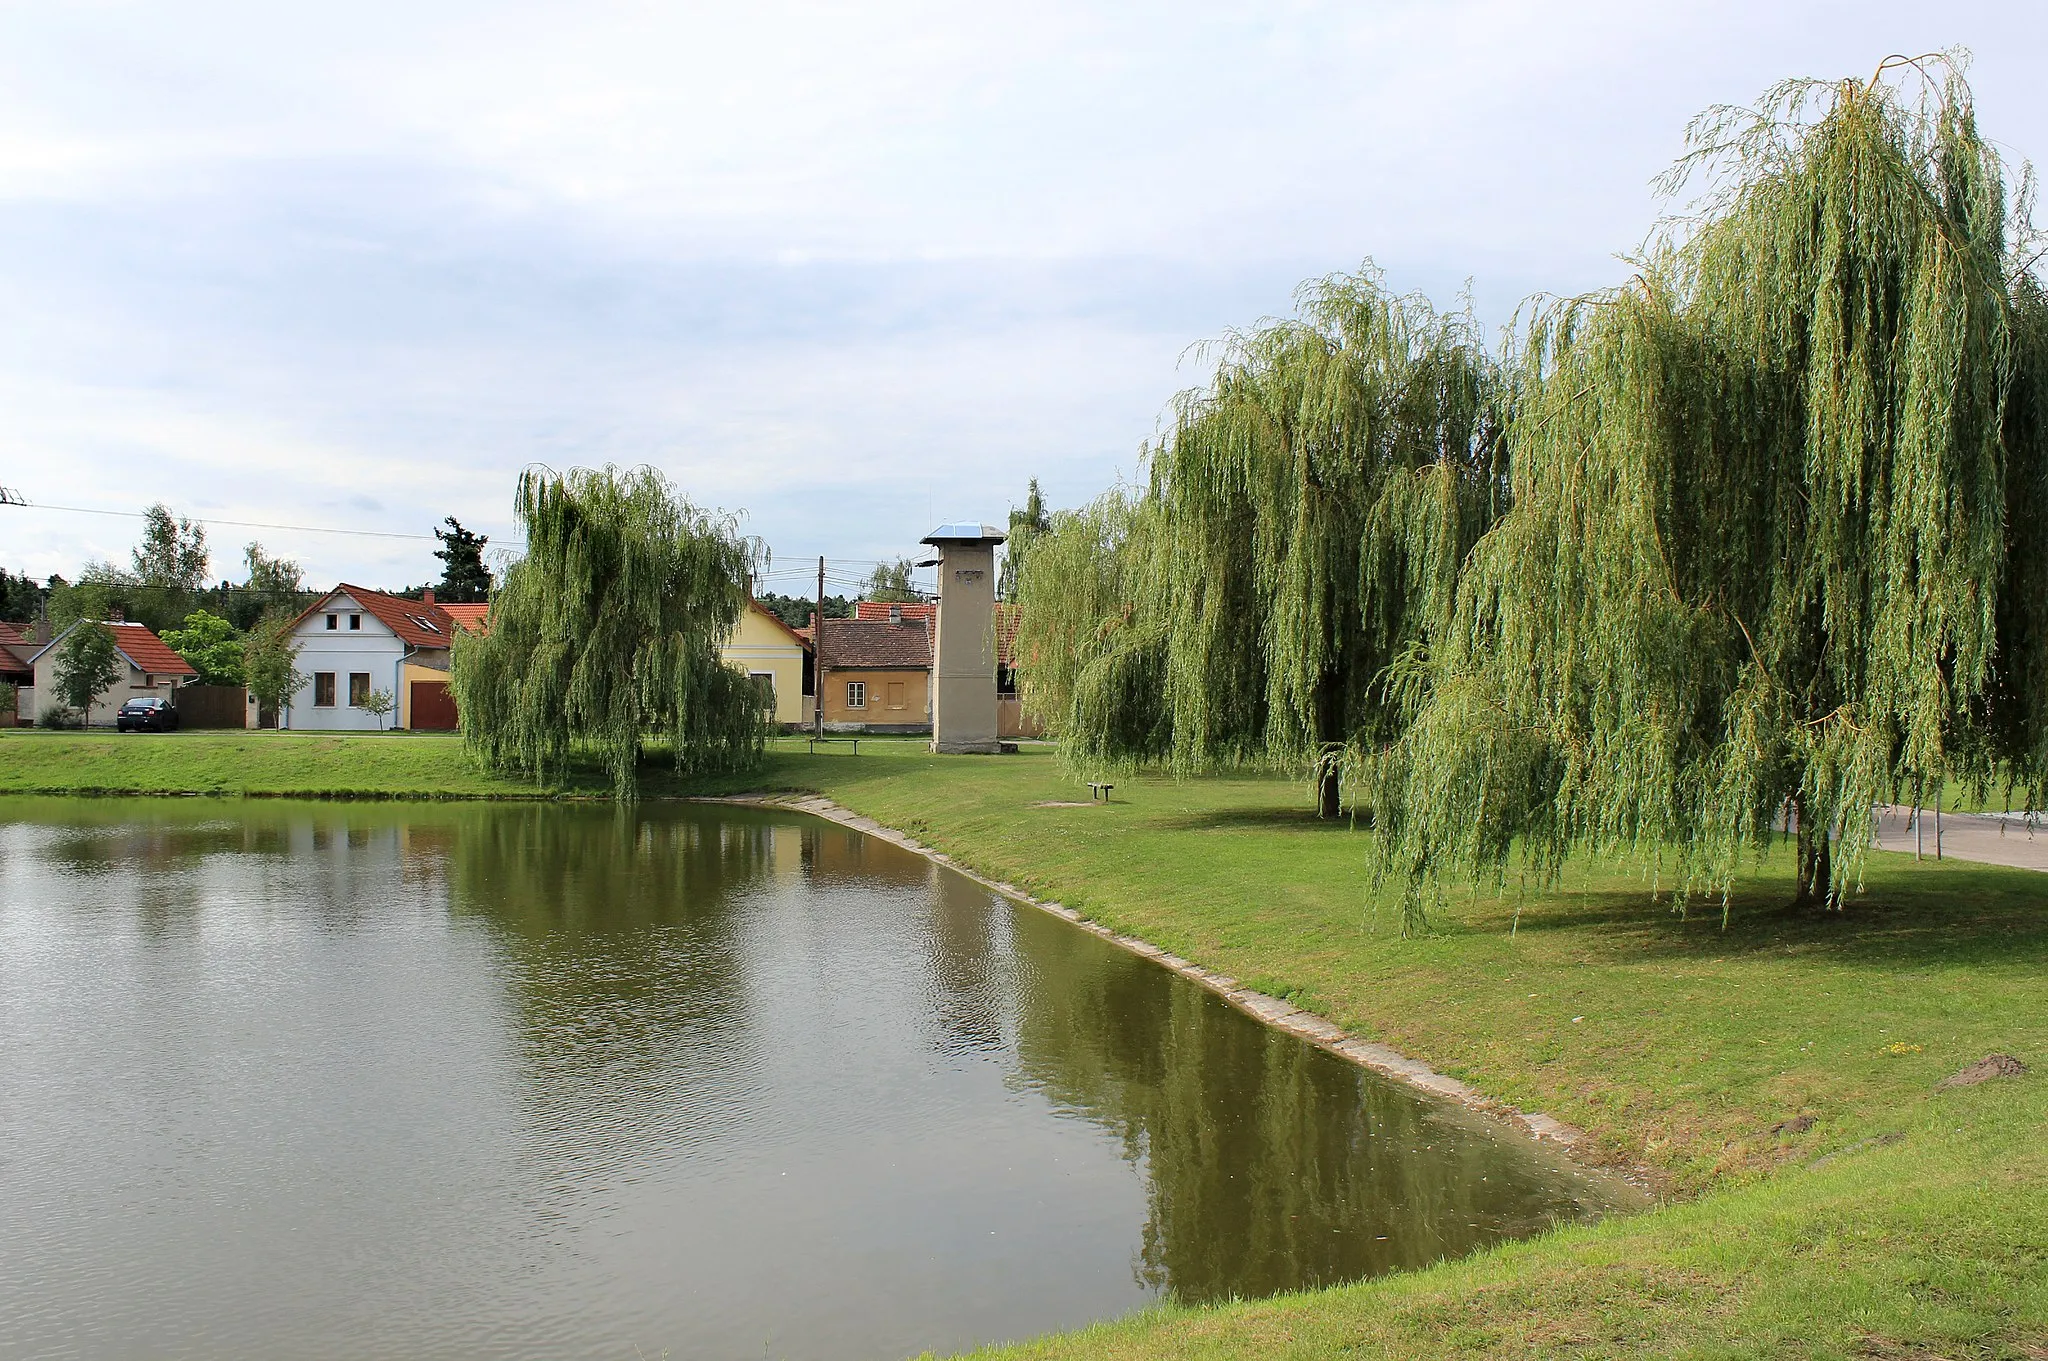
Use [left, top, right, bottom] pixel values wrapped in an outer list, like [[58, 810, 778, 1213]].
[[889, 604, 903, 623], [422, 587, 435, 605]]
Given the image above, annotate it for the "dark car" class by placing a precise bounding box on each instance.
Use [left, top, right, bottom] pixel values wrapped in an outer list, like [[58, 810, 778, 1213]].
[[116, 697, 180, 732]]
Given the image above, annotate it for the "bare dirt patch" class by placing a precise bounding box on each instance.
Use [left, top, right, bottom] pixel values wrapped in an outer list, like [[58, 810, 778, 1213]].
[[1935, 1053, 2029, 1090]]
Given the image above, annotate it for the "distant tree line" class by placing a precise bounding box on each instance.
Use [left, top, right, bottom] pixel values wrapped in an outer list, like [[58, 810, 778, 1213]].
[[753, 593, 851, 631]]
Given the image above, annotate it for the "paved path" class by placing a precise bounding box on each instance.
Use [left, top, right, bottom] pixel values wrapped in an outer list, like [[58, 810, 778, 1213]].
[[1870, 803, 2048, 872]]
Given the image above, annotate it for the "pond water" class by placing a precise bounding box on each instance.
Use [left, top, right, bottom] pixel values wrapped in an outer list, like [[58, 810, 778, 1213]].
[[0, 800, 1635, 1361]]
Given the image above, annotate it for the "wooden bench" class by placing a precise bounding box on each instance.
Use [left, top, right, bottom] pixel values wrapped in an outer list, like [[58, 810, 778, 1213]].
[[1086, 781, 1114, 802], [807, 736, 860, 755]]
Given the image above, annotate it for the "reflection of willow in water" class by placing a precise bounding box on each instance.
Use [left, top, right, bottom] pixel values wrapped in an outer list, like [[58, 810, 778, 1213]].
[[439, 807, 805, 1193], [1003, 909, 1599, 1303]]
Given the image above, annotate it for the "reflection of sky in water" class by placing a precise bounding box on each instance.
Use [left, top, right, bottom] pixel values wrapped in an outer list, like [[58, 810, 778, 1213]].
[[0, 802, 1635, 1361]]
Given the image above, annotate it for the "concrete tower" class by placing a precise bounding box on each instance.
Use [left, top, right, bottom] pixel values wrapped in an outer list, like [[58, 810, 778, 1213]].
[[921, 522, 1007, 754]]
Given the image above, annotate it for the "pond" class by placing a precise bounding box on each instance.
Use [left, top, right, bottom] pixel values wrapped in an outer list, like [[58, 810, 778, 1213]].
[[0, 800, 1636, 1360]]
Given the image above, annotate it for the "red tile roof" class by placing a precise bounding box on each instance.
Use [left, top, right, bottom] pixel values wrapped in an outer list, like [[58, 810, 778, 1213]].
[[108, 622, 199, 677], [24, 621, 197, 677], [815, 617, 931, 670], [996, 602, 1021, 669], [290, 585, 460, 649], [0, 622, 30, 680], [852, 600, 935, 623]]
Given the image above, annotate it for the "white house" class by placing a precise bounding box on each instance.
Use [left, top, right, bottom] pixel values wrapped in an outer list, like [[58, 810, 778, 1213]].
[[23, 620, 198, 726], [279, 586, 479, 732]]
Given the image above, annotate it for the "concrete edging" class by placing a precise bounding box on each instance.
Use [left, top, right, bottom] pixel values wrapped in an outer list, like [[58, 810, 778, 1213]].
[[699, 792, 1598, 1161]]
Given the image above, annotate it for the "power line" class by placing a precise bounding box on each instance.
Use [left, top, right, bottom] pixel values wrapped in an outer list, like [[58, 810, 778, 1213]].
[[0, 498, 446, 542]]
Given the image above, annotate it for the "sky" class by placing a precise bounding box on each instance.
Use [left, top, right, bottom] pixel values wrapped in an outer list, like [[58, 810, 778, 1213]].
[[1, 2, 2044, 599]]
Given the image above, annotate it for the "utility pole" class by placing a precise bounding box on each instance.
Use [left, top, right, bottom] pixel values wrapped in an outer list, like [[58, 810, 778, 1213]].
[[814, 555, 826, 739]]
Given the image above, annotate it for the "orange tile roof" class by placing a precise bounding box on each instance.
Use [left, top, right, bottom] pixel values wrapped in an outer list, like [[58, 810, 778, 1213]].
[[440, 603, 491, 634]]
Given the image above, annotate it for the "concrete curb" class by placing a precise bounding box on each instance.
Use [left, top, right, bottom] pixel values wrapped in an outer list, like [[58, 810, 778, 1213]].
[[697, 791, 1603, 1164]]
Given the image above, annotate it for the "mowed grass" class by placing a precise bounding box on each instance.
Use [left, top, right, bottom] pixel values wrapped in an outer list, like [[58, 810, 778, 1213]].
[[0, 728, 596, 797], [6, 730, 2045, 1357]]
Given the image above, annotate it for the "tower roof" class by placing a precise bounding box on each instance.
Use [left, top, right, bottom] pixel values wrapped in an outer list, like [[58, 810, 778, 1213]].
[[919, 523, 1007, 546]]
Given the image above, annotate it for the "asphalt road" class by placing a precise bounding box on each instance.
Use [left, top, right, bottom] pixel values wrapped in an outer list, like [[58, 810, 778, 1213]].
[[1870, 803, 2048, 873]]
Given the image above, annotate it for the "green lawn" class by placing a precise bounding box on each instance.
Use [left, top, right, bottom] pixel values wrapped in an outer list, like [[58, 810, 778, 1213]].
[[5, 730, 2044, 1357]]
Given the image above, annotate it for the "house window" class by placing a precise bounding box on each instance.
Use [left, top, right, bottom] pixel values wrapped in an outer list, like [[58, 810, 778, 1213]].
[[314, 672, 337, 707], [349, 614, 362, 631], [348, 672, 371, 707], [325, 614, 338, 630], [749, 672, 775, 709], [845, 681, 865, 709], [887, 681, 905, 710]]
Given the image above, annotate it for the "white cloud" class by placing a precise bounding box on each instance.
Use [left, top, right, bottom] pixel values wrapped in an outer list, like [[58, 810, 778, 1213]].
[[0, 1, 2043, 585]]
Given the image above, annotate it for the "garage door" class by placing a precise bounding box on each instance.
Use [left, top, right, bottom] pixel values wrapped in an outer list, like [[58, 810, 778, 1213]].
[[409, 680, 459, 731]]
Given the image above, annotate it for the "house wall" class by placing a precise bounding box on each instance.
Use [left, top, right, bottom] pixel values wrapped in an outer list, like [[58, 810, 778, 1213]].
[[819, 667, 929, 732], [720, 607, 810, 725], [29, 654, 186, 727], [281, 596, 407, 731], [401, 658, 453, 730], [998, 696, 1043, 739]]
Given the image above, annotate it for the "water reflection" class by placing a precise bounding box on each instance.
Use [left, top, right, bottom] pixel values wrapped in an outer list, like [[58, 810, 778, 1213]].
[[0, 800, 1634, 1361]]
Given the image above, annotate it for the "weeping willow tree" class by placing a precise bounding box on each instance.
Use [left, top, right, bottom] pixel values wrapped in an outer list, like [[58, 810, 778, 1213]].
[[1367, 57, 2048, 925], [1014, 267, 1506, 814], [451, 465, 769, 797], [1013, 483, 1175, 769]]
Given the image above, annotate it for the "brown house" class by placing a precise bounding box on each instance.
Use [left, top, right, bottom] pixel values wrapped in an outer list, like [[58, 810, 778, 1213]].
[[812, 614, 932, 733]]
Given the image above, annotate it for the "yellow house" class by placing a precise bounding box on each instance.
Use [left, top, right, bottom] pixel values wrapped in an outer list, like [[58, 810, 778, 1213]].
[[722, 601, 812, 727]]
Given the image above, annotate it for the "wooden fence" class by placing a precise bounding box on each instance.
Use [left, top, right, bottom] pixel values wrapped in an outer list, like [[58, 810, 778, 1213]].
[[176, 685, 249, 729]]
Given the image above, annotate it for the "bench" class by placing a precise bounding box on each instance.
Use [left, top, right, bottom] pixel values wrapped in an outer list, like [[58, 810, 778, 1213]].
[[1086, 781, 1114, 802], [808, 736, 860, 755]]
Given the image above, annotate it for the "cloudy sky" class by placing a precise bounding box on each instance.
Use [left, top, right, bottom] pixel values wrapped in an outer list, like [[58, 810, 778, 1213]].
[[1, 2, 2043, 596]]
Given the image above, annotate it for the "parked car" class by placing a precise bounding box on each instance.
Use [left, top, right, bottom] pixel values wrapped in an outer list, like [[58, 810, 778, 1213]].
[[116, 697, 180, 732]]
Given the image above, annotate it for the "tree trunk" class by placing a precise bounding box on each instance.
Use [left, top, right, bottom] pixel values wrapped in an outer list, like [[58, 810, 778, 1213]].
[[1791, 795, 1833, 910], [1314, 668, 1343, 820], [1318, 758, 1341, 820]]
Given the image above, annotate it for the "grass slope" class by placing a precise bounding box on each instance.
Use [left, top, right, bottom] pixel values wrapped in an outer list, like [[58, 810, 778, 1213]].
[[6, 731, 2044, 1357]]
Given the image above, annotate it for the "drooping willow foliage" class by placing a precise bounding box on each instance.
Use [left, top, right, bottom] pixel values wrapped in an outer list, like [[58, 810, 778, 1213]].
[[1365, 59, 2048, 923], [1014, 269, 1507, 812], [451, 465, 769, 798]]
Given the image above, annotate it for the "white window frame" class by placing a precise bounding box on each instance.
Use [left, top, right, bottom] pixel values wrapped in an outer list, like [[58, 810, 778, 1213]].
[[349, 613, 362, 631], [325, 614, 338, 630], [749, 671, 775, 706], [845, 681, 865, 709], [313, 672, 337, 707]]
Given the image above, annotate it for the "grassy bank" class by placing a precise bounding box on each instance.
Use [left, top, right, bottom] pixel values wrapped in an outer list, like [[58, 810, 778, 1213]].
[[5, 730, 2044, 1357]]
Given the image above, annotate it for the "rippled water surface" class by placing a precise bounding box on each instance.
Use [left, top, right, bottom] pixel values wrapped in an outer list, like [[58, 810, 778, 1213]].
[[0, 800, 1635, 1361]]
